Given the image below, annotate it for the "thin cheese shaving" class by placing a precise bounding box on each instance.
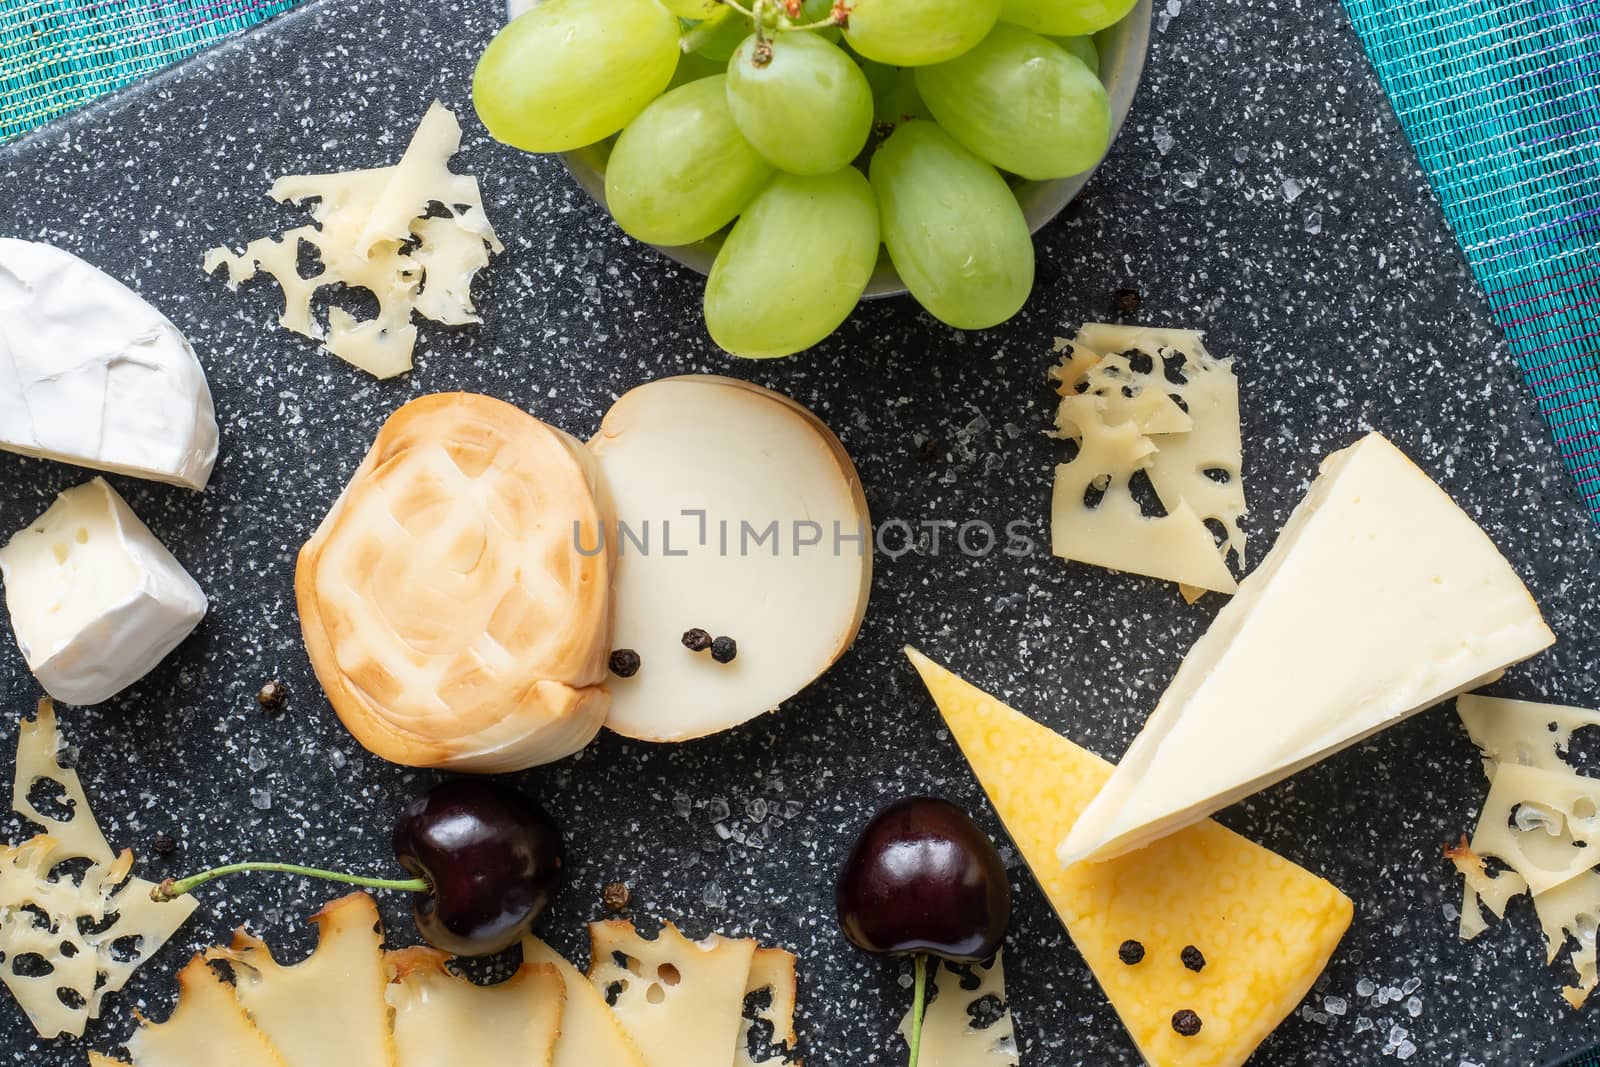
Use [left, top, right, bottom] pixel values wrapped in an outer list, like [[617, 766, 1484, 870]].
[[387, 947, 564, 1067], [898, 954, 1018, 1067], [14, 698, 111, 863], [736, 948, 800, 1067], [523, 935, 650, 1067], [125, 956, 288, 1067], [205, 101, 501, 380]]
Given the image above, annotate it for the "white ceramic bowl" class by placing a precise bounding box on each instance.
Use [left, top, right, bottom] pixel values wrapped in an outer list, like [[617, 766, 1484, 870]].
[[560, 3, 1153, 297]]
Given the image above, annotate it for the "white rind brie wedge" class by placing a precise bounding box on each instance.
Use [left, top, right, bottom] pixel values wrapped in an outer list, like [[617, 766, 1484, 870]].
[[0, 478, 207, 705], [0, 239, 218, 490], [1060, 432, 1555, 865]]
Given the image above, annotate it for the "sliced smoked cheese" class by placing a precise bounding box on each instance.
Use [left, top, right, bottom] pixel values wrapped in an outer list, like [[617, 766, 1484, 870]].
[[297, 392, 612, 772], [125, 956, 288, 1067], [1061, 433, 1553, 864], [387, 947, 564, 1067], [523, 935, 649, 1067], [208, 893, 396, 1067], [907, 648, 1352, 1067], [589, 376, 871, 742]]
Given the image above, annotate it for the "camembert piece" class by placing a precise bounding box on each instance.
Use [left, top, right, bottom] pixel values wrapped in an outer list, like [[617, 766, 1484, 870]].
[[523, 935, 649, 1067], [205, 102, 501, 379], [587, 920, 758, 1067], [387, 948, 564, 1067], [209, 893, 396, 1067], [124, 956, 288, 1067], [1451, 694, 1600, 1006], [0, 238, 218, 490], [1061, 433, 1553, 864], [1048, 326, 1245, 597], [0, 478, 207, 705], [899, 954, 1018, 1067], [297, 393, 611, 772], [591, 377, 872, 742], [907, 649, 1353, 1067]]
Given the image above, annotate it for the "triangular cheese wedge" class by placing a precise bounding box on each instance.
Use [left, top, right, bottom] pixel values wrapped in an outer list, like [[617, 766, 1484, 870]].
[[387, 947, 564, 1066], [208, 893, 395, 1067], [907, 649, 1353, 1067], [125, 956, 288, 1067], [587, 921, 756, 1067], [1061, 433, 1553, 863], [523, 934, 649, 1067]]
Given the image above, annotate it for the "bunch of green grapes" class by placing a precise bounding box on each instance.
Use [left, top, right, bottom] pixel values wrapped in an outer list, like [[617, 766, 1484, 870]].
[[475, 0, 1130, 357]]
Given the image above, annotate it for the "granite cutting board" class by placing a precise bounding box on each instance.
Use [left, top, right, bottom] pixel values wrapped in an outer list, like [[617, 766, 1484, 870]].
[[1, 0, 1598, 1063]]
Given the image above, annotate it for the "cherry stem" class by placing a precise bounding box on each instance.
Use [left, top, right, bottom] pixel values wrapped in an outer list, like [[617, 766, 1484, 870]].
[[151, 862, 429, 903], [907, 954, 928, 1067]]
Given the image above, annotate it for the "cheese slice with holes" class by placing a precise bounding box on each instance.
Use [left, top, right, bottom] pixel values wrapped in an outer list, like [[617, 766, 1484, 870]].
[[208, 893, 396, 1067], [1061, 433, 1554, 864], [898, 954, 1019, 1067], [387, 947, 564, 1067], [0, 478, 207, 705], [736, 947, 800, 1067], [523, 935, 649, 1067], [1457, 693, 1600, 777], [206, 102, 501, 379], [125, 955, 288, 1067], [1467, 763, 1600, 895], [0, 238, 218, 491], [907, 648, 1352, 1067], [14, 698, 111, 862], [587, 921, 757, 1067]]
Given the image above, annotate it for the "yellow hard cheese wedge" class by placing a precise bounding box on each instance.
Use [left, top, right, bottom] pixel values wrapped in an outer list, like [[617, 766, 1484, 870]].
[[906, 648, 1352, 1067]]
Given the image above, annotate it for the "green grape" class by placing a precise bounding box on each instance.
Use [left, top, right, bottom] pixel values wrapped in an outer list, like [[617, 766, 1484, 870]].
[[661, 0, 721, 17], [726, 33, 873, 175], [999, 0, 1136, 36], [915, 24, 1109, 180], [843, 0, 1000, 65], [862, 59, 930, 127], [474, 0, 680, 152], [605, 77, 774, 247], [666, 47, 727, 91], [870, 122, 1033, 330], [689, 7, 753, 61], [705, 169, 880, 358], [1052, 33, 1099, 76]]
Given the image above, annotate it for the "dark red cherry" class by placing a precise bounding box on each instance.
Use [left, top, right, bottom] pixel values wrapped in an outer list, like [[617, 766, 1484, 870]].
[[393, 779, 564, 957], [835, 796, 1011, 962]]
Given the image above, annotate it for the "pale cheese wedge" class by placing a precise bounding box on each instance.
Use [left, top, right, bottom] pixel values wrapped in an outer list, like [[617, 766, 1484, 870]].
[[208, 893, 396, 1067], [125, 956, 288, 1067], [737, 947, 801, 1067], [588, 920, 757, 1067], [387, 948, 564, 1067], [898, 954, 1019, 1067], [524, 934, 650, 1067], [1061, 433, 1554, 864], [907, 649, 1353, 1067]]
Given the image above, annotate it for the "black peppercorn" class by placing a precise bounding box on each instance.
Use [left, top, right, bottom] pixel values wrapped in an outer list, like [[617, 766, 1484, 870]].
[[682, 628, 713, 652], [710, 636, 737, 664], [1111, 287, 1143, 314], [602, 881, 631, 913], [257, 680, 288, 712], [609, 649, 641, 678], [1180, 945, 1206, 972], [152, 834, 177, 857], [1118, 939, 1145, 965], [1172, 1009, 1203, 1037]]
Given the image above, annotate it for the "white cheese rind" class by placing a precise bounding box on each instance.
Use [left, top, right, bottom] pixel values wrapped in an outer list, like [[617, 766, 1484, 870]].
[[0, 239, 217, 490], [1061, 433, 1554, 864], [0, 478, 207, 705]]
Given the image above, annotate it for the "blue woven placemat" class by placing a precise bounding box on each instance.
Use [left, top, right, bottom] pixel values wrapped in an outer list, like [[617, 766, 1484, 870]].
[[2, 0, 1598, 522]]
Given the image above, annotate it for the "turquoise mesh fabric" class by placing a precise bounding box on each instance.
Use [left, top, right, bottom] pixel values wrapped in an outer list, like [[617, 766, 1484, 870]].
[[1, 0, 1598, 519], [1342, 0, 1600, 520]]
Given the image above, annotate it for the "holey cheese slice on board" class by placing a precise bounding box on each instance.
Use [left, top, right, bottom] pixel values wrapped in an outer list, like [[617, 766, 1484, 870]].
[[0, 238, 218, 490], [523, 935, 649, 1067], [1061, 432, 1554, 865], [907, 649, 1352, 1067]]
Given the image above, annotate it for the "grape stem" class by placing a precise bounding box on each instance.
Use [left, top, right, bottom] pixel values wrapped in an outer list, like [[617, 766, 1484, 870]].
[[151, 862, 430, 903], [907, 954, 928, 1067]]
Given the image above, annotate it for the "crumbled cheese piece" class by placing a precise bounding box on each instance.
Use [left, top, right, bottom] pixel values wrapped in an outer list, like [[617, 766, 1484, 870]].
[[736, 948, 800, 1067], [209, 893, 396, 1067], [205, 102, 501, 379], [0, 703, 198, 1038], [523, 935, 649, 1067], [387, 947, 564, 1066], [899, 954, 1019, 1067], [1048, 324, 1246, 596], [587, 921, 757, 1067]]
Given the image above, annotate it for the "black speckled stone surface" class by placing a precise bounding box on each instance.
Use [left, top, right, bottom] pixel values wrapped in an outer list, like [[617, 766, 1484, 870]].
[[1, 0, 1599, 1064]]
